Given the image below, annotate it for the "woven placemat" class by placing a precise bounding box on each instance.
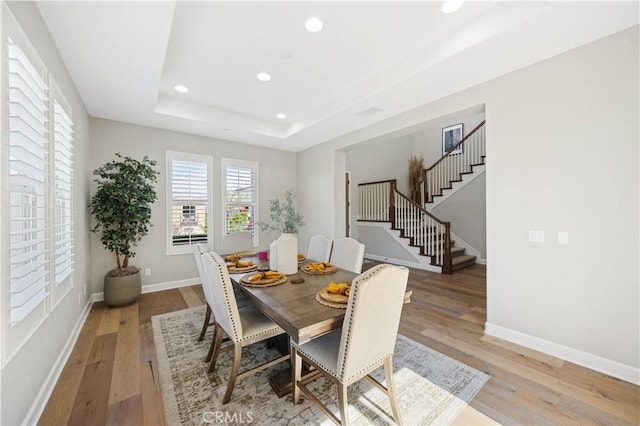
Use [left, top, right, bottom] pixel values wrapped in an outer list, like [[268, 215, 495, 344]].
[[240, 275, 287, 287], [301, 265, 337, 275], [227, 264, 258, 273], [315, 292, 347, 309]]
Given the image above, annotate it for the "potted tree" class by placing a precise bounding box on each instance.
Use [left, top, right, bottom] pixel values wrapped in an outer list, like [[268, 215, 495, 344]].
[[90, 153, 159, 306]]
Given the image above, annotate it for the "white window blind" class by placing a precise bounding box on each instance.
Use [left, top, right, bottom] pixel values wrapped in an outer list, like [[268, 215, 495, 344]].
[[223, 159, 257, 243], [7, 38, 50, 324], [167, 152, 211, 253], [52, 92, 74, 286]]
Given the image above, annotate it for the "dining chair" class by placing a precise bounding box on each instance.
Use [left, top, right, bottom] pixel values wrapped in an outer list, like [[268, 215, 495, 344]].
[[201, 251, 290, 404], [223, 231, 253, 254], [291, 263, 409, 425], [329, 237, 365, 273], [306, 234, 333, 262], [192, 245, 251, 355]]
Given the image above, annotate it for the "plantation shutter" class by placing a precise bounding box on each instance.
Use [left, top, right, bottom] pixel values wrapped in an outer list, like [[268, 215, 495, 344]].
[[223, 160, 257, 236], [52, 88, 74, 286], [170, 158, 209, 246], [7, 37, 50, 324]]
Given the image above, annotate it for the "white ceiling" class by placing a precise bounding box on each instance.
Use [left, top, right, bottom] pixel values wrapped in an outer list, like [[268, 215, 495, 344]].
[[35, 1, 638, 152]]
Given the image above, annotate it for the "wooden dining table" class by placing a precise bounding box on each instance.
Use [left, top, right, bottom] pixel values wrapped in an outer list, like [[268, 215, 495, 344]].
[[229, 259, 357, 345], [228, 258, 357, 396]]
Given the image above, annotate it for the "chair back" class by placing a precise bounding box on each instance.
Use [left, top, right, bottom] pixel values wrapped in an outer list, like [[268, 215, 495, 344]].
[[330, 237, 365, 273], [306, 234, 333, 262], [201, 251, 243, 342], [193, 244, 214, 307], [337, 264, 408, 382], [223, 231, 253, 254]]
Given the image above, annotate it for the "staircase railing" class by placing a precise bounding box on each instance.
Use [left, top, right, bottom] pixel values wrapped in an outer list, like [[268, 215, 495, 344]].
[[358, 179, 452, 273], [423, 120, 486, 203]]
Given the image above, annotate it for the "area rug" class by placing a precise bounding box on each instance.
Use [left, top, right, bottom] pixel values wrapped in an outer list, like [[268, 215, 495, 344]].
[[152, 306, 489, 425]]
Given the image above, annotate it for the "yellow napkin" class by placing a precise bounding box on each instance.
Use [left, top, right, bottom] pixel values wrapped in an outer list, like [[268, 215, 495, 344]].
[[225, 253, 242, 262], [327, 282, 350, 295], [297, 253, 305, 260], [307, 262, 332, 271], [247, 271, 284, 282]]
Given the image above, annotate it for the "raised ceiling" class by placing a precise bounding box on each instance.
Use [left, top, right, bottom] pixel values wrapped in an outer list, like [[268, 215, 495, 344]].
[[35, 1, 638, 152]]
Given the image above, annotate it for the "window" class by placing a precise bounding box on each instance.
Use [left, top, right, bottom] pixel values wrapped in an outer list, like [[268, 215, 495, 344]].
[[51, 80, 74, 306], [222, 159, 258, 246], [167, 151, 212, 254], [2, 7, 76, 364]]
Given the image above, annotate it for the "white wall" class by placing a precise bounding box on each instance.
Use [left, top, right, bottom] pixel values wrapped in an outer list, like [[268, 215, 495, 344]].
[[1, 2, 92, 425], [89, 118, 297, 295], [298, 26, 639, 383]]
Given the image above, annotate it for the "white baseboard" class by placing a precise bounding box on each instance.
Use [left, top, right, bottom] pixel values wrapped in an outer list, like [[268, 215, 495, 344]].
[[22, 298, 93, 426], [485, 322, 640, 386], [364, 254, 442, 273], [92, 277, 200, 302]]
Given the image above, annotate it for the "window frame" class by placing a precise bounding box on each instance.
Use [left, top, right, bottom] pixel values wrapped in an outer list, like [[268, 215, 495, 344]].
[[166, 151, 213, 255], [221, 158, 259, 247], [1, 5, 76, 367]]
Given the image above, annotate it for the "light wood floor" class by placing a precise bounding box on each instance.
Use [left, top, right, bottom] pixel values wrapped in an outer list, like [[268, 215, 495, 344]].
[[38, 263, 639, 425]]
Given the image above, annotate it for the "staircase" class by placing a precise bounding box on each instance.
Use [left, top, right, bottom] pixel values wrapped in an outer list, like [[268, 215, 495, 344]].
[[357, 120, 486, 274]]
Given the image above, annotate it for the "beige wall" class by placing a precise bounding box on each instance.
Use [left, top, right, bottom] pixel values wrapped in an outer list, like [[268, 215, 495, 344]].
[[298, 26, 639, 382], [89, 118, 297, 295]]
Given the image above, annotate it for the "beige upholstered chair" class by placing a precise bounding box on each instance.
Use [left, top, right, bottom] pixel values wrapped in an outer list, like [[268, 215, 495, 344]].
[[192, 245, 250, 358], [193, 244, 214, 342], [329, 237, 365, 273], [306, 234, 333, 262], [291, 264, 409, 425], [222, 231, 253, 254], [201, 251, 290, 404]]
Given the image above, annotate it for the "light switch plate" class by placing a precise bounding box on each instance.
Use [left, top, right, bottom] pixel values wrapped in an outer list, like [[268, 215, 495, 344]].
[[557, 232, 569, 245]]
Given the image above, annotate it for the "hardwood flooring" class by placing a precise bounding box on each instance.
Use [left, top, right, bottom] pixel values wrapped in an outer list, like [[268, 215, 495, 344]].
[[38, 264, 639, 425]]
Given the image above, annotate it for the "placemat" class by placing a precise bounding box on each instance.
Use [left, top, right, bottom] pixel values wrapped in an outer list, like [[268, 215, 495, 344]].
[[240, 275, 287, 287], [301, 265, 337, 275], [227, 263, 258, 273], [315, 291, 348, 309]]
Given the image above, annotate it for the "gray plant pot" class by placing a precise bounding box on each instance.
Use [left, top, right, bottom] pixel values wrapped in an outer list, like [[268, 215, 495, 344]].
[[104, 270, 141, 306]]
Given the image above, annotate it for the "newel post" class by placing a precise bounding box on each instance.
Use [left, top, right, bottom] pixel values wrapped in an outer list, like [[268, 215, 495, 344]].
[[442, 222, 453, 274], [389, 180, 396, 226]]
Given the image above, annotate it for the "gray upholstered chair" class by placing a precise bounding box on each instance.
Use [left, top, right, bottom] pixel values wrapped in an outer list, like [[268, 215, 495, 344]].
[[201, 251, 290, 404], [291, 263, 409, 425], [306, 234, 333, 262], [222, 231, 253, 254], [329, 237, 365, 273]]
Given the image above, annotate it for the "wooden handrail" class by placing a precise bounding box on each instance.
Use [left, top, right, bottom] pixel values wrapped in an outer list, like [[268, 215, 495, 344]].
[[425, 120, 486, 173], [391, 182, 450, 227]]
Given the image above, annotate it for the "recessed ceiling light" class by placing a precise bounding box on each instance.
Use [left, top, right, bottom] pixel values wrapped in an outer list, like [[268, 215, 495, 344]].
[[174, 84, 189, 93], [256, 72, 271, 82], [276, 113, 287, 119], [305, 16, 323, 32], [441, 0, 464, 13]]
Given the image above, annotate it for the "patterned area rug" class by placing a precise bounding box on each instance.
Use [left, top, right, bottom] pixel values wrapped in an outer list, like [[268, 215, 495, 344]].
[[152, 307, 489, 425]]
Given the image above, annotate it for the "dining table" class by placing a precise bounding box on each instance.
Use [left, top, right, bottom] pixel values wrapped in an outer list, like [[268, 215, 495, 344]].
[[228, 257, 357, 396], [226, 255, 411, 397]]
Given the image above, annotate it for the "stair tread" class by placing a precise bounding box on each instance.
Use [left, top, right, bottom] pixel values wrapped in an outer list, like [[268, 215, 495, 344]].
[[452, 254, 476, 265]]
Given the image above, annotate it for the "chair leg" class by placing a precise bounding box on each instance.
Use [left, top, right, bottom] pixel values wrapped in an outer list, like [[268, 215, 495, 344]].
[[384, 357, 402, 425], [291, 345, 302, 404], [337, 383, 349, 425], [208, 323, 223, 373], [205, 321, 218, 363], [198, 304, 212, 342], [222, 343, 242, 404]]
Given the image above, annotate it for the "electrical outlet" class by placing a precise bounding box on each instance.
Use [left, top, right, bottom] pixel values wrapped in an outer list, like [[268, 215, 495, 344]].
[[557, 231, 569, 245], [145, 268, 151, 276], [529, 230, 545, 243]]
